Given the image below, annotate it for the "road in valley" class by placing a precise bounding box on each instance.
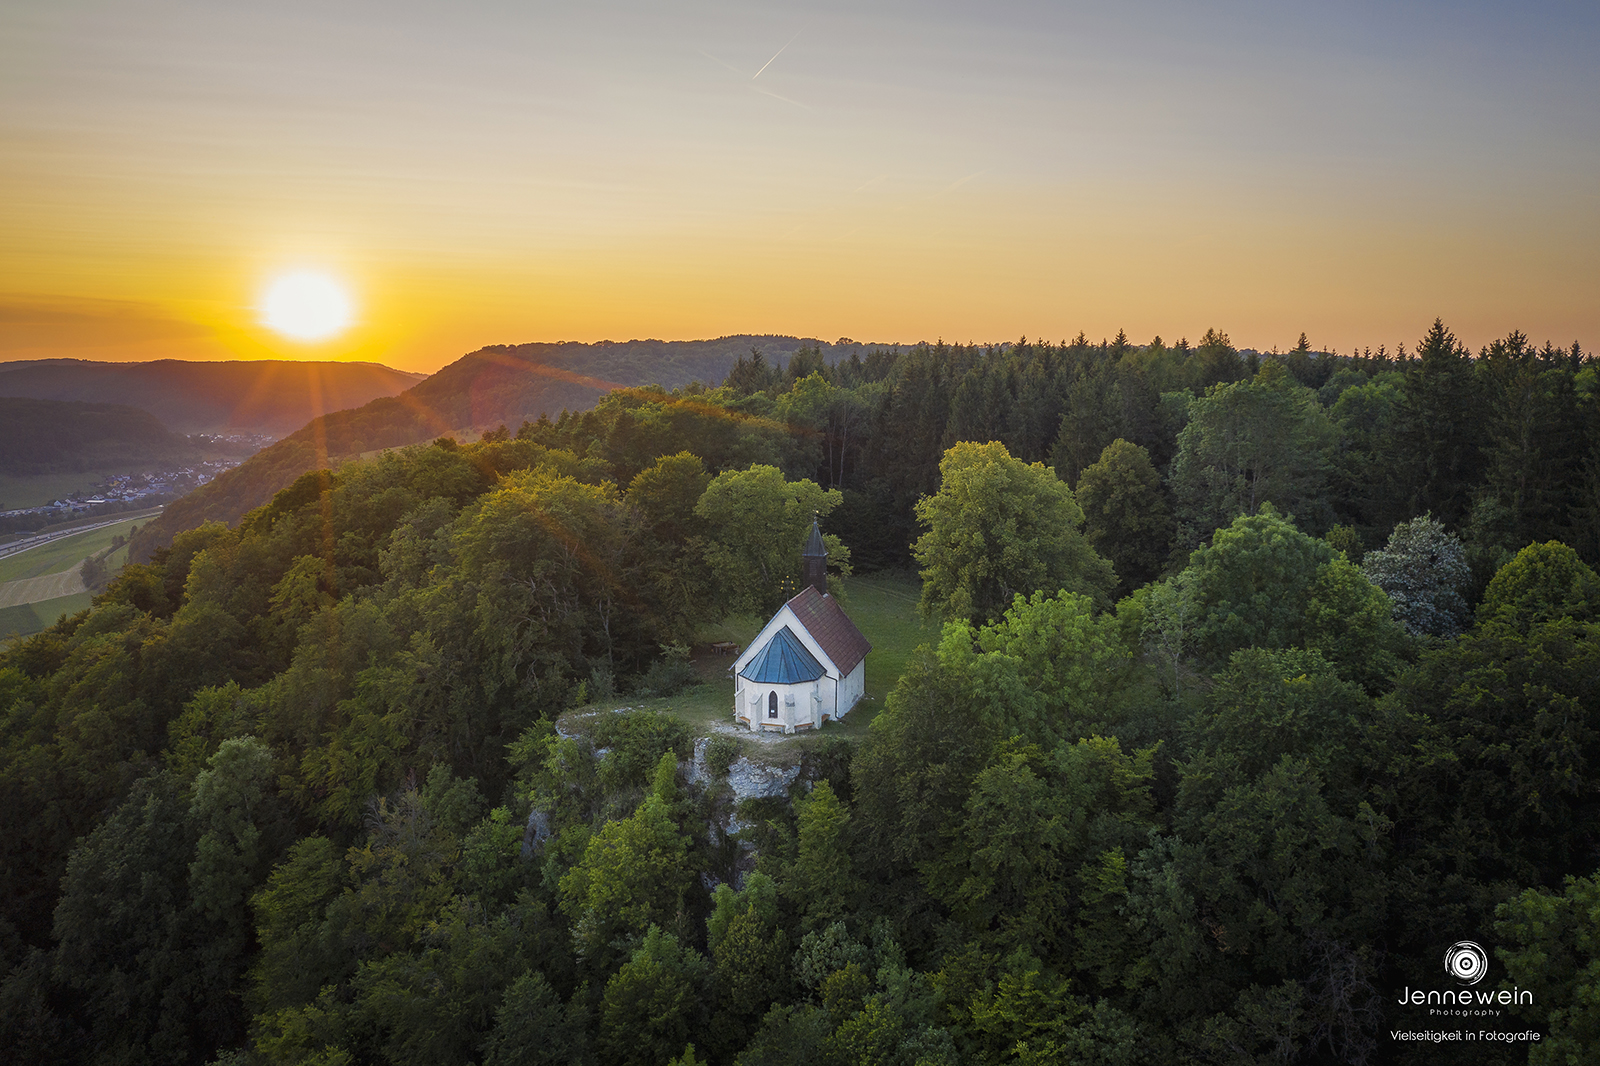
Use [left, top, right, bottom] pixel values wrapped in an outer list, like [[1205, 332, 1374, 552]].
[[0, 508, 162, 563]]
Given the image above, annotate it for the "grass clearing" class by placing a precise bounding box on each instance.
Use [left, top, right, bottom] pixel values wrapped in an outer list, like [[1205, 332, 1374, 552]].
[[845, 570, 936, 705], [558, 571, 935, 763], [0, 517, 145, 584]]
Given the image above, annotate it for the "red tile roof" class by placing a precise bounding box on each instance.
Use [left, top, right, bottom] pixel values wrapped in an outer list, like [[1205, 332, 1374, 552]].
[[786, 586, 872, 674]]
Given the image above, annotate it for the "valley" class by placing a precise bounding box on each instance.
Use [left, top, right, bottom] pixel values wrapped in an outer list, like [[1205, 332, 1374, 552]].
[[0, 512, 152, 639]]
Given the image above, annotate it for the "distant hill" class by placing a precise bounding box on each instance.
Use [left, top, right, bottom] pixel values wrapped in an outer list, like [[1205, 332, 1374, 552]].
[[0, 397, 207, 476], [128, 335, 862, 560], [0, 358, 424, 436]]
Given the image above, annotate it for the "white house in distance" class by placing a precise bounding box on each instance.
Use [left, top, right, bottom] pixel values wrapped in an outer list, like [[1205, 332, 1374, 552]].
[[733, 520, 871, 734]]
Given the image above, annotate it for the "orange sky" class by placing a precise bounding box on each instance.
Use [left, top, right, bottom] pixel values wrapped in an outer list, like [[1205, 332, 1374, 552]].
[[4, 1, 1598, 374]]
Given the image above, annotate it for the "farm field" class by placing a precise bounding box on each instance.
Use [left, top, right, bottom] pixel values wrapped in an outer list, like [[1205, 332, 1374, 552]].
[[0, 516, 145, 584], [0, 516, 148, 642], [0, 590, 93, 642]]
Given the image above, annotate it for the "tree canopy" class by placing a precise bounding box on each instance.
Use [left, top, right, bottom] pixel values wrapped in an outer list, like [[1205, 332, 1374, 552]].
[[913, 441, 1115, 624], [4, 322, 1599, 1066], [1169, 361, 1335, 546]]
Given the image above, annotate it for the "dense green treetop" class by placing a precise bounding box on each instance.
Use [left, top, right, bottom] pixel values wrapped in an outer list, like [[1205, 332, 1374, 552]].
[[1074, 439, 1172, 594], [1169, 361, 1336, 547], [1478, 540, 1600, 635], [913, 441, 1114, 625], [1183, 506, 1406, 684], [694, 465, 847, 614]]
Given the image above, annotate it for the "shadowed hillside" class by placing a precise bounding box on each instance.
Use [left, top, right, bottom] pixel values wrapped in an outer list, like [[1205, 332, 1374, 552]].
[[0, 397, 207, 475], [128, 335, 854, 560], [0, 358, 423, 436]]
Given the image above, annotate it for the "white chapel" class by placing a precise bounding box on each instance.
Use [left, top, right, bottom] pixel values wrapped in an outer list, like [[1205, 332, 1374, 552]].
[[732, 520, 871, 734]]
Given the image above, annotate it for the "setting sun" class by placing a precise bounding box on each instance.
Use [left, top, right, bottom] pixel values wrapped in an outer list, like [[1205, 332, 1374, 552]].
[[259, 271, 354, 342]]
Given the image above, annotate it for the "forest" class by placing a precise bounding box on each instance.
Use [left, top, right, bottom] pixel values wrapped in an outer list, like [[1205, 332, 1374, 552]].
[[0, 359, 422, 437], [0, 397, 211, 476], [127, 335, 870, 562], [2, 320, 1598, 1066]]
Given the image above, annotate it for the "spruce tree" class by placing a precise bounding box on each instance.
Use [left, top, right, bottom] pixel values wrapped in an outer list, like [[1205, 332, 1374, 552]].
[[1390, 319, 1488, 529]]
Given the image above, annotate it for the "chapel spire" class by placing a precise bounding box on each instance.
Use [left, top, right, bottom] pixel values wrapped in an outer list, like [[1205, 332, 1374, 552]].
[[802, 514, 828, 596]]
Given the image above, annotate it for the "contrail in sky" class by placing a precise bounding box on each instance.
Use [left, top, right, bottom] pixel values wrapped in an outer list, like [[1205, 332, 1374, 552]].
[[753, 31, 801, 79], [940, 171, 984, 194], [698, 49, 745, 77], [753, 85, 810, 110]]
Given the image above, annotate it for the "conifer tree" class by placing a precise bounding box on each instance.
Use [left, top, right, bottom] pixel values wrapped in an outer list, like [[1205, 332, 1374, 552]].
[[1390, 319, 1488, 529]]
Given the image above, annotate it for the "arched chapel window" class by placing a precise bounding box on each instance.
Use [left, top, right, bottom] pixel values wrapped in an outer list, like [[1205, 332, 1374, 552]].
[[768, 691, 779, 718]]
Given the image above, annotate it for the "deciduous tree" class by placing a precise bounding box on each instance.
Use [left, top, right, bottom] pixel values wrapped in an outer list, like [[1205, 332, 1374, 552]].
[[597, 926, 710, 1066], [1360, 515, 1470, 638], [914, 441, 1114, 624], [1169, 362, 1335, 546], [1477, 540, 1600, 635], [1496, 875, 1600, 1064], [694, 465, 846, 614], [558, 794, 692, 970], [1074, 439, 1173, 593]]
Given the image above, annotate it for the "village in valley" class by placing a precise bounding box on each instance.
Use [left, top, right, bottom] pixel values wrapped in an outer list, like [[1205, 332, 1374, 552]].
[[0, 452, 254, 528], [1, 464, 209, 520]]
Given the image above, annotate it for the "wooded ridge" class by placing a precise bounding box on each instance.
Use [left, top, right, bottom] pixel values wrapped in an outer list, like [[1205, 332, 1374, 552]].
[[0, 358, 424, 436], [3, 320, 1598, 1065], [0, 396, 208, 475], [125, 336, 878, 563]]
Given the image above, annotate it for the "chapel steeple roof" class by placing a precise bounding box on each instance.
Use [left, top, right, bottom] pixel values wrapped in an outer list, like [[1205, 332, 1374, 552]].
[[801, 515, 828, 596], [802, 516, 827, 558]]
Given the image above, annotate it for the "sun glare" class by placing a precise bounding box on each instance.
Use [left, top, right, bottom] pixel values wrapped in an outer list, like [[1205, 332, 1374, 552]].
[[260, 270, 354, 341]]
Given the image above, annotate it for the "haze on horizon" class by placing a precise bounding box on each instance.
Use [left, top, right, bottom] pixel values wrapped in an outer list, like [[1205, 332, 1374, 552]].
[[2, 0, 1597, 375]]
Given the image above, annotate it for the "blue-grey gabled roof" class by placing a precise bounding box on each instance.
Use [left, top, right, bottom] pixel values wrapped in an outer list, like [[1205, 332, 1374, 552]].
[[738, 626, 825, 684]]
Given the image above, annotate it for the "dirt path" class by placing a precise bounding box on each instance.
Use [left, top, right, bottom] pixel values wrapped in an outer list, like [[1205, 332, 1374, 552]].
[[0, 562, 87, 608]]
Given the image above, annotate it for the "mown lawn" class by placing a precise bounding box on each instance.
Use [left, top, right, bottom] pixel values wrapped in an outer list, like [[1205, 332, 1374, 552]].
[[559, 571, 935, 761], [845, 571, 935, 705]]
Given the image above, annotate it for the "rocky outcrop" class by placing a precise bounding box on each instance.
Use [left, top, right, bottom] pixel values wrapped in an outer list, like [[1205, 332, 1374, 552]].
[[687, 737, 713, 787], [521, 808, 552, 858], [688, 736, 801, 802], [727, 755, 801, 803]]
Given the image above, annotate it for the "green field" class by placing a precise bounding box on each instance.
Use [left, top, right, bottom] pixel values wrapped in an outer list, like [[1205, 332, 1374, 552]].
[[845, 571, 935, 704], [0, 470, 123, 510], [0, 591, 94, 642], [102, 538, 134, 573], [560, 571, 936, 762], [0, 516, 146, 585]]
